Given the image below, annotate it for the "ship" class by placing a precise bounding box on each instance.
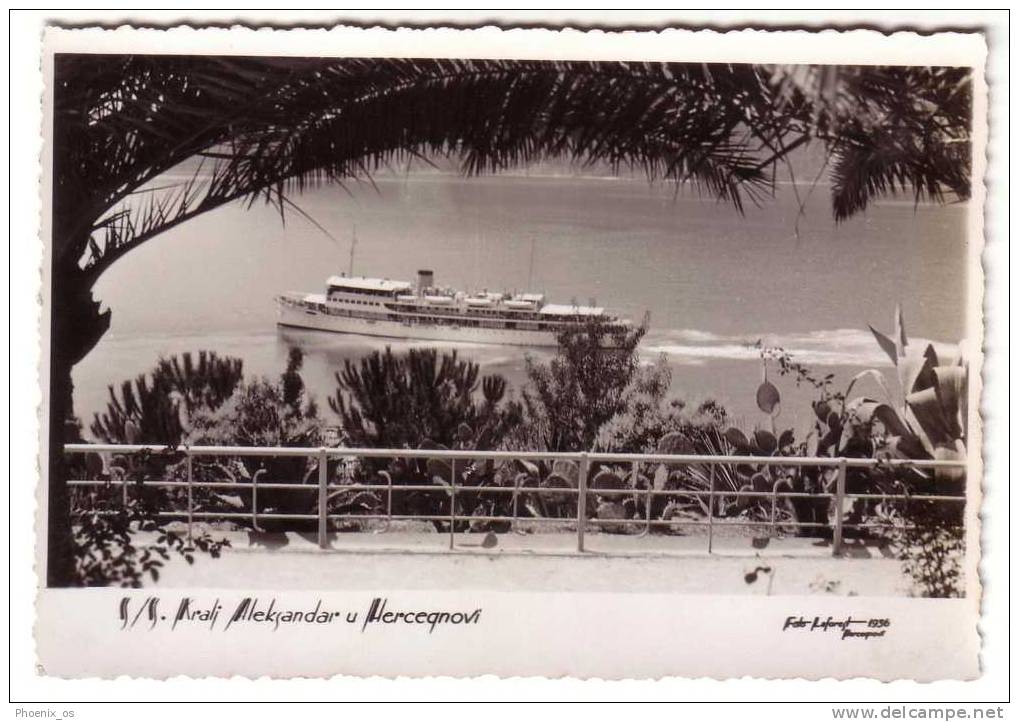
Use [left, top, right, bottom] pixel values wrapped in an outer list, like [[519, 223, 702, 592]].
[[275, 269, 631, 347]]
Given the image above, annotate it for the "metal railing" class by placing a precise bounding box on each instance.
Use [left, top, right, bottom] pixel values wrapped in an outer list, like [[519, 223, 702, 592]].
[[63, 443, 967, 557]]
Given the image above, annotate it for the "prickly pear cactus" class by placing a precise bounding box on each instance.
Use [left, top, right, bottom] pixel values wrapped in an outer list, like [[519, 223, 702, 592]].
[[550, 459, 580, 487], [656, 431, 695, 455]]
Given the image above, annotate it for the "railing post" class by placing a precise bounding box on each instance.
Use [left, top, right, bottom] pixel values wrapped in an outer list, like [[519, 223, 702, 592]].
[[252, 467, 259, 532], [577, 453, 589, 552], [638, 460, 650, 536], [317, 448, 328, 549], [448, 459, 456, 551], [386, 469, 393, 526], [511, 471, 520, 534], [770, 482, 778, 536], [833, 457, 847, 556], [707, 463, 716, 554], [186, 452, 194, 542]]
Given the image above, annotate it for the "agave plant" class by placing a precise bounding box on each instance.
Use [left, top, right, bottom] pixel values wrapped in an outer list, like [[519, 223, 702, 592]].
[[750, 308, 970, 538], [802, 309, 969, 494], [863, 306, 968, 492], [639, 427, 762, 535], [805, 307, 969, 487]]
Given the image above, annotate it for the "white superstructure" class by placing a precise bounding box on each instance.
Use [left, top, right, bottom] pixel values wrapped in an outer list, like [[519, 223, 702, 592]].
[[275, 270, 630, 347]]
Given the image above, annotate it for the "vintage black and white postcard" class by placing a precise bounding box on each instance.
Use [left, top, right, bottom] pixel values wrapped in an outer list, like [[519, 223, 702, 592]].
[[32, 24, 989, 681]]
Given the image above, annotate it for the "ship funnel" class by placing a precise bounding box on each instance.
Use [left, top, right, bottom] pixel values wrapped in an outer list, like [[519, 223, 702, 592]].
[[417, 269, 434, 294]]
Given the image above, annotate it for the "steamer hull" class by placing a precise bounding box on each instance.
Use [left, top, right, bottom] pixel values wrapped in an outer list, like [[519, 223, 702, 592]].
[[275, 270, 630, 348], [277, 299, 560, 347]]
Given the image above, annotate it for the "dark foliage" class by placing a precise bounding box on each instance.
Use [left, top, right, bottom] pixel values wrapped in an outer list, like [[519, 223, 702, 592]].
[[188, 349, 322, 523], [324, 348, 526, 531], [69, 447, 229, 587], [896, 500, 966, 598], [522, 318, 647, 452], [90, 374, 186, 447], [329, 347, 521, 450], [153, 352, 244, 414], [90, 351, 243, 444]]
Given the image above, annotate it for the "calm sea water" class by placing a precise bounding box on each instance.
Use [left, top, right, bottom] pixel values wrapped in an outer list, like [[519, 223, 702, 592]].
[[74, 174, 970, 435]]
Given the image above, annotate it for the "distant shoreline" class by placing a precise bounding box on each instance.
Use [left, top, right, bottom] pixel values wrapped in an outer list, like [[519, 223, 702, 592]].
[[143, 168, 980, 198]]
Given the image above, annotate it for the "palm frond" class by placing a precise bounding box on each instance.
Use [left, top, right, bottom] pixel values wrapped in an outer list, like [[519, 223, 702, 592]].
[[54, 56, 974, 277]]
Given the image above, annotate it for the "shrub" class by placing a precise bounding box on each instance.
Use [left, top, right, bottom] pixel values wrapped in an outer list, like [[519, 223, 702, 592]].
[[186, 348, 322, 522], [71, 349, 321, 582], [521, 317, 647, 452], [896, 500, 965, 598], [90, 351, 243, 444], [69, 447, 229, 587], [329, 347, 521, 451]]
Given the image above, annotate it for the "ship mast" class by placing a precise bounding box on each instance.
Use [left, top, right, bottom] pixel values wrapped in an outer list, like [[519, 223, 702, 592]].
[[527, 234, 536, 290], [348, 225, 357, 276], [474, 214, 481, 292]]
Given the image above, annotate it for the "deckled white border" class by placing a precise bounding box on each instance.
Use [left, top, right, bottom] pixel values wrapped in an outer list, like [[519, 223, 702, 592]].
[[47, 23, 985, 66], [9, 12, 1010, 704], [29, 16, 995, 684]]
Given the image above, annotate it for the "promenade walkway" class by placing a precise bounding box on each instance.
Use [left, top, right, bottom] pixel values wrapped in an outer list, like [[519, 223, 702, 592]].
[[145, 530, 910, 596]]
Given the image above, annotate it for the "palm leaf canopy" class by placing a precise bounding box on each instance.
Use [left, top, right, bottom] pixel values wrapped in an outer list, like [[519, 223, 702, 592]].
[[52, 55, 972, 280]]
